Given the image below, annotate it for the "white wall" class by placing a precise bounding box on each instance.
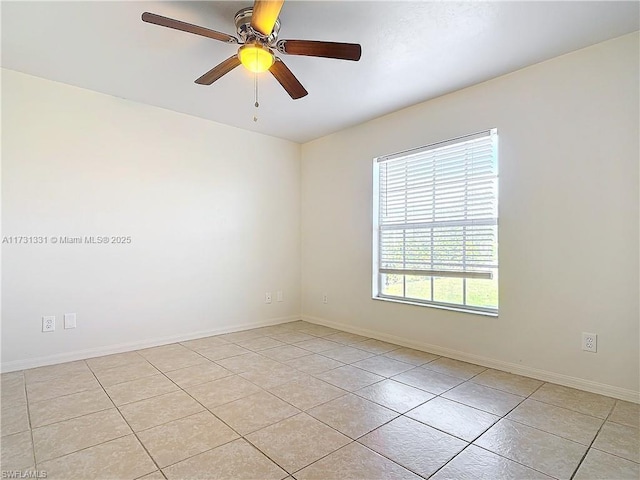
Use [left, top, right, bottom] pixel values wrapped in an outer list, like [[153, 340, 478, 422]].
[[3, 33, 639, 401], [301, 33, 639, 400], [2, 69, 301, 370]]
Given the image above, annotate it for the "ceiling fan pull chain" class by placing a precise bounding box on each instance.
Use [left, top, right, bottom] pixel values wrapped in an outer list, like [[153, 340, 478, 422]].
[[253, 72, 259, 122]]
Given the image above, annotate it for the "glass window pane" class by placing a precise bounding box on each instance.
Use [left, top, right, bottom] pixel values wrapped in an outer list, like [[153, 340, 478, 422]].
[[433, 277, 463, 305], [381, 274, 404, 297], [375, 129, 498, 313], [405, 275, 431, 301], [465, 270, 498, 309]]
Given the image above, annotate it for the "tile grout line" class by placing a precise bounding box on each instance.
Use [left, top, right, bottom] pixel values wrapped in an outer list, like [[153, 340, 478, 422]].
[[466, 378, 617, 478], [145, 357, 296, 476], [153, 332, 599, 478], [28, 403, 115, 430], [83, 361, 162, 477], [569, 424, 607, 478], [284, 440, 400, 479], [469, 443, 561, 479], [11, 329, 307, 472], [167, 335, 413, 476], [436, 376, 539, 476], [231, 352, 428, 477], [21, 372, 38, 471], [568, 399, 624, 479], [30, 360, 131, 468], [25, 365, 119, 429], [151, 326, 342, 476], [30, 360, 168, 474], [26, 351, 537, 478], [430, 380, 555, 479], [355, 372, 538, 479], [422, 380, 552, 479], [160, 339, 398, 478], [11, 322, 634, 479], [519, 384, 635, 468]]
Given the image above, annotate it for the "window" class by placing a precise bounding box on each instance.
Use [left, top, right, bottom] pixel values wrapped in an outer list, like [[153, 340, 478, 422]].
[[373, 129, 498, 315]]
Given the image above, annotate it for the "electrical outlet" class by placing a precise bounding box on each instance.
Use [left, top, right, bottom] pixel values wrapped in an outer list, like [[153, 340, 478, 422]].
[[582, 332, 597, 352], [265, 292, 272, 304], [322, 293, 328, 304], [276, 291, 283, 302], [42, 316, 55, 332], [64, 313, 77, 329]]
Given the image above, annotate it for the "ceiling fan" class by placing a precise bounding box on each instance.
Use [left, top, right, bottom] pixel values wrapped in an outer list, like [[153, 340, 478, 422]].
[[142, 0, 362, 100]]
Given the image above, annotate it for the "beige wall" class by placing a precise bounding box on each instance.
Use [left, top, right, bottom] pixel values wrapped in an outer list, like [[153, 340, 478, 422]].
[[2, 69, 301, 370], [300, 33, 639, 400]]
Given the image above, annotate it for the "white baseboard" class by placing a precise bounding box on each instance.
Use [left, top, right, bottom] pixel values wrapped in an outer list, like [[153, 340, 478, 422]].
[[302, 314, 640, 404], [0, 315, 301, 373]]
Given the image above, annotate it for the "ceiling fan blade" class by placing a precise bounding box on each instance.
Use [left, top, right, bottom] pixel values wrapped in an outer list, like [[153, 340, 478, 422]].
[[269, 58, 308, 99], [250, 0, 284, 36], [277, 40, 361, 61], [142, 12, 238, 43], [195, 56, 242, 85]]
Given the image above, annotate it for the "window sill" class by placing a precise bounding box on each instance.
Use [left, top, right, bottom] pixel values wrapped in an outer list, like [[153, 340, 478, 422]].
[[372, 295, 499, 317]]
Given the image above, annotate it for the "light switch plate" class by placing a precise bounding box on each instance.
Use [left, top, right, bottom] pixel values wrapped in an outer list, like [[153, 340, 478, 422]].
[[64, 313, 77, 329]]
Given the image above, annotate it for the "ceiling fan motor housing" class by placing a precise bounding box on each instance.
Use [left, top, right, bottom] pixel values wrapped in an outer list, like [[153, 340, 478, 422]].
[[235, 7, 280, 45]]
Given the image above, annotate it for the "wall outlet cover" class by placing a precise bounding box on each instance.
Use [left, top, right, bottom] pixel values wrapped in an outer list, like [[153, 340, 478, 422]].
[[582, 332, 597, 353], [42, 316, 55, 332]]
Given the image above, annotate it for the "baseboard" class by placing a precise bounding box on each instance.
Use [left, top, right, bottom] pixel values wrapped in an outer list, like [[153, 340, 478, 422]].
[[302, 314, 640, 404], [0, 315, 301, 373]]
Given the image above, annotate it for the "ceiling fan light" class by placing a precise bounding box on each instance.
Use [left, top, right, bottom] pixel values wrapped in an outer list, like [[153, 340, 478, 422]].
[[238, 44, 275, 73]]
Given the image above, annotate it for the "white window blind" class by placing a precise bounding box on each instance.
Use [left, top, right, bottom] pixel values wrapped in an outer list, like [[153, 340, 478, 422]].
[[374, 129, 498, 313]]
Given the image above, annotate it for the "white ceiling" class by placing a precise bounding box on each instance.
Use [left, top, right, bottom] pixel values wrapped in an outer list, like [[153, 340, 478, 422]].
[[2, 1, 638, 143]]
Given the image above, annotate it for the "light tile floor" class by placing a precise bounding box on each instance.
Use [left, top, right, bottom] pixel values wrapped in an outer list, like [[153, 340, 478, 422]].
[[1, 320, 638, 479]]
